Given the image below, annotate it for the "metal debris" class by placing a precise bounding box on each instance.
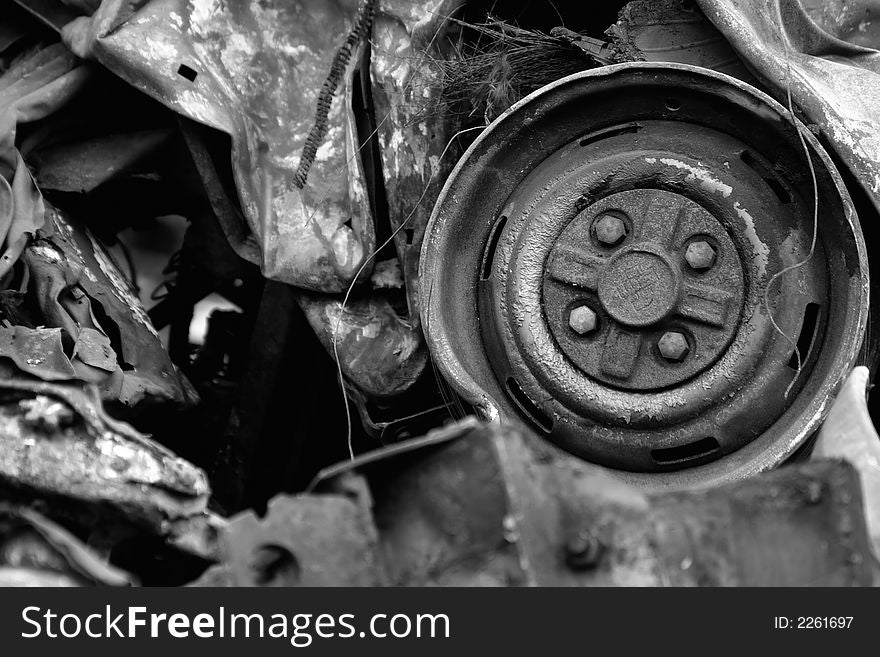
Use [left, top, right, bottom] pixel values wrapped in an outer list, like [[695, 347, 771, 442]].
[[419, 62, 869, 488], [0, 380, 214, 555], [206, 420, 879, 587], [0, 0, 878, 589]]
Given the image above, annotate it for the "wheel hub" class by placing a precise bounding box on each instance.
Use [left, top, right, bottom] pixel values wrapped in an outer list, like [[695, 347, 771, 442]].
[[420, 64, 868, 488], [543, 188, 743, 390]]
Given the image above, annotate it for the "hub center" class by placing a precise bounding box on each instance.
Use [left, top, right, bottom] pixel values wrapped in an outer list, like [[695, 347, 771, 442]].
[[598, 250, 678, 327], [540, 188, 745, 391]]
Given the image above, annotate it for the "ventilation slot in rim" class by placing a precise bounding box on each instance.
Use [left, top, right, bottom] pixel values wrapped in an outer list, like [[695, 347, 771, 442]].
[[579, 123, 642, 148], [740, 150, 792, 204], [788, 302, 821, 370], [651, 437, 721, 466], [480, 214, 508, 280], [505, 376, 553, 434]]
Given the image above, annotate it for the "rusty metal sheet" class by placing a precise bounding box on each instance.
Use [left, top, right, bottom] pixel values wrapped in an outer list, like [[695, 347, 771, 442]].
[[0, 326, 77, 380], [310, 420, 879, 586], [29, 128, 172, 193], [0, 380, 211, 539], [697, 0, 880, 215], [610, 0, 758, 83]]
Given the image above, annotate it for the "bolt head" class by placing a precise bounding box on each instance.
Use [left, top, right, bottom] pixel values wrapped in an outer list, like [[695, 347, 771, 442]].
[[594, 214, 626, 245], [685, 240, 716, 271], [658, 331, 689, 361], [568, 305, 597, 335], [564, 531, 605, 571]]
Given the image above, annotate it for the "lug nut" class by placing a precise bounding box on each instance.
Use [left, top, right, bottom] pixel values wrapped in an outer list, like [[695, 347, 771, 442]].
[[685, 240, 716, 271], [594, 214, 627, 246], [658, 331, 689, 361], [569, 305, 597, 335]]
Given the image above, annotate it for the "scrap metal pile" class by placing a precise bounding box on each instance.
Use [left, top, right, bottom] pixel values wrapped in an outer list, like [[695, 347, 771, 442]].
[[2, 0, 880, 586]]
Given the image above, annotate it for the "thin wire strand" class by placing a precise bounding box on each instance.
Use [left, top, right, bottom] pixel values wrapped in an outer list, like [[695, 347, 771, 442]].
[[334, 124, 487, 459], [546, 0, 565, 27], [763, 19, 819, 399]]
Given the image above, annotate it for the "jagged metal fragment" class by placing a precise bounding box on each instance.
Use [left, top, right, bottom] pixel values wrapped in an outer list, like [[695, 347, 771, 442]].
[[22, 206, 192, 408], [0, 380, 211, 546]]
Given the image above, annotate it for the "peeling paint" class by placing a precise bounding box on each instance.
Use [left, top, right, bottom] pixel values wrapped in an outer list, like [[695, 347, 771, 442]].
[[657, 157, 733, 197], [733, 201, 769, 276]]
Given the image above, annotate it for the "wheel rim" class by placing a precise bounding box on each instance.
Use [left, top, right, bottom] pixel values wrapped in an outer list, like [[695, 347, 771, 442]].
[[420, 63, 868, 489]]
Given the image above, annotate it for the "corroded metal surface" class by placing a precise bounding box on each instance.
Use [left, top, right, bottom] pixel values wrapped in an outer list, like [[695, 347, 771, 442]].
[[292, 421, 880, 586], [56, 0, 470, 402], [0, 42, 90, 283], [0, 381, 212, 544], [421, 63, 868, 487], [2, 0, 878, 588], [54, 0, 458, 400], [541, 188, 745, 390]]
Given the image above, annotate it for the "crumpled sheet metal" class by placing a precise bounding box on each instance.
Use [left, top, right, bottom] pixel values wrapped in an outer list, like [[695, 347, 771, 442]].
[[23, 206, 191, 408], [60, 0, 460, 397], [304, 419, 879, 586], [62, 0, 377, 292], [697, 0, 880, 210], [0, 380, 210, 536], [298, 0, 465, 394], [1, 43, 188, 408]]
